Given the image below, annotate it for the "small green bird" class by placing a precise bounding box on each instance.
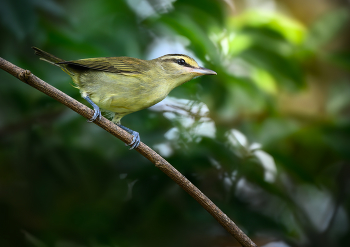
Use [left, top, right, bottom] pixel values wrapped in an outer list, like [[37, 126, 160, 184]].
[[32, 47, 216, 149]]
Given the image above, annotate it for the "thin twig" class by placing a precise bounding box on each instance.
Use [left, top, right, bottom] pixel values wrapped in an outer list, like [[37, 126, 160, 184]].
[[0, 57, 257, 247]]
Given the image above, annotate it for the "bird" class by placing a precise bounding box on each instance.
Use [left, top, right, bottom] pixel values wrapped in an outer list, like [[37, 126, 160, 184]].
[[32, 47, 217, 149]]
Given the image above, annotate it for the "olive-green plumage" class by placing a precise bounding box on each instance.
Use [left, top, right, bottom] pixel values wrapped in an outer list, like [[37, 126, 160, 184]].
[[32, 47, 216, 149]]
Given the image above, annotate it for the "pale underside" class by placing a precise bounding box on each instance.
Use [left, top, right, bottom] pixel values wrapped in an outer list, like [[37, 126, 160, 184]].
[[70, 70, 173, 124]]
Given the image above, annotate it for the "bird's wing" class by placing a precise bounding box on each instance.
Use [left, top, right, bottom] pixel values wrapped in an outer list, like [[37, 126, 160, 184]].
[[57, 57, 148, 74]]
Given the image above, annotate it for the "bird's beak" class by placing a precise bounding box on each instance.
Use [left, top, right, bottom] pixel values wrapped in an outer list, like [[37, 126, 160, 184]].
[[190, 67, 217, 75]]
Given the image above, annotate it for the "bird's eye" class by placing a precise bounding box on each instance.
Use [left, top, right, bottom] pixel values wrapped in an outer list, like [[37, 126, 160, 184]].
[[177, 59, 186, 65]]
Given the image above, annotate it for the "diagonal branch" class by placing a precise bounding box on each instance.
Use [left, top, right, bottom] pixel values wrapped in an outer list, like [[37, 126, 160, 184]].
[[0, 57, 257, 247]]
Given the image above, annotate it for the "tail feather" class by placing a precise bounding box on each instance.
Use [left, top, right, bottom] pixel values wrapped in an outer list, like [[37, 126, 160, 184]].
[[32, 47, 65, 64]]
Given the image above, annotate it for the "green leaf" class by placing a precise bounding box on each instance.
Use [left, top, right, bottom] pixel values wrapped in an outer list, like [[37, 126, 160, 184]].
[[239, 45, 305, 90]]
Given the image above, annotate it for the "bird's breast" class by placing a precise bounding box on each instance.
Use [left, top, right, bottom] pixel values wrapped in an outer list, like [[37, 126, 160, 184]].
[[76, 71, 171, 113]]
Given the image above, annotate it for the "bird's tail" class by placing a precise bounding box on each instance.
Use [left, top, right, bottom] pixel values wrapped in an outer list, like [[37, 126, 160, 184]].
[[32, 47, 65, 65]]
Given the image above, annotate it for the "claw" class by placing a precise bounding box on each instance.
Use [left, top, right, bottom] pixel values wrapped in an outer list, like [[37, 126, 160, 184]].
[[83, 95, 102, 122], [87, 106, 101, 122], [118, 124, 141, 150], [128, 131, 140, 150]]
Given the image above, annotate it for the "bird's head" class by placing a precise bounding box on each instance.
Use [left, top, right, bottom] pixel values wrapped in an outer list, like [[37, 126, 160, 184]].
[[154, 54, 216, 88]]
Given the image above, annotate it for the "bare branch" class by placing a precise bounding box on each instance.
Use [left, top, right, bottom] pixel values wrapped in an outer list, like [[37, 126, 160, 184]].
[[0, 57, 257, 247]]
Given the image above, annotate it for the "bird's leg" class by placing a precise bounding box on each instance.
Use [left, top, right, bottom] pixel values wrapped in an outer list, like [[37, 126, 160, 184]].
[[117, 124, 140, 150], [82, 95, 102, 122]]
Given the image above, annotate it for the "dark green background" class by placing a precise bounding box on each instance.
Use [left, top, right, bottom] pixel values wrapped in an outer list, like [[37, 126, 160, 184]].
[[1, 0, 350, 246]]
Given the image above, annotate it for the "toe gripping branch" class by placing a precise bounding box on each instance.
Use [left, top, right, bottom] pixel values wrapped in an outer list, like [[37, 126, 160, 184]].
[[83, 95, 140, 150], [117, 125, 140, 150], [83, 95, 102, 122]]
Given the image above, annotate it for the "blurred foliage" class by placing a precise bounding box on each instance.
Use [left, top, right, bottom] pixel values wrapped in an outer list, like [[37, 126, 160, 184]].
[[1, 0, 350, 246]]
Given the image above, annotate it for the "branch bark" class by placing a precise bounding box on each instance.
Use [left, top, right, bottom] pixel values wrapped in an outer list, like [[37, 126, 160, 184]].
[[0, 57, 257, 247]]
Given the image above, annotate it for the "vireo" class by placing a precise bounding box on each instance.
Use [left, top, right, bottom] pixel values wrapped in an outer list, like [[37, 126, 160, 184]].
[[32, 47, 216, 149]]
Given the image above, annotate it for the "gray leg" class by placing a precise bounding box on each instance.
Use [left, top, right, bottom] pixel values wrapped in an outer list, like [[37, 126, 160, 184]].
[[83, 95, 102, 122], [117, 124, 140, 150]]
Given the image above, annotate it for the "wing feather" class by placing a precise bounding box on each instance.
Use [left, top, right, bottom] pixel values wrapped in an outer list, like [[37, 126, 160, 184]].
[[57, 57, 149, 74]]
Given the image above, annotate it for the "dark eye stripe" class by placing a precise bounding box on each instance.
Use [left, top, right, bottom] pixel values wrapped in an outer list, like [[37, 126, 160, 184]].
[[162, 58, 195, 68]]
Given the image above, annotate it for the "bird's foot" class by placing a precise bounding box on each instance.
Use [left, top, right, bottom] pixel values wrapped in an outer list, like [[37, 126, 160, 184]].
[[87, 106, 101, 122], [83, 95, 102, 122], [127, 130, 140, 150], [117, 124, 141, 150]]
